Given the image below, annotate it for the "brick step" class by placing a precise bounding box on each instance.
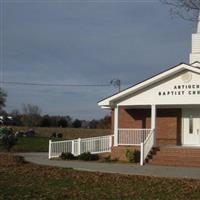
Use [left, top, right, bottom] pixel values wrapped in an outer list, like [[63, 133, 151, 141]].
[[149, 156, 200, 163], [147, 147, 200, 167], [149, 158, 200, 164], [155, 151, 200, 157], [151, 156, 200, 162], [148, 160, 200, 167], [153, 155, 200, 162], [157, 148, 200, 154]]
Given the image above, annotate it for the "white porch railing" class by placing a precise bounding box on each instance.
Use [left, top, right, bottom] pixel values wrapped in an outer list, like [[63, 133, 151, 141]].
[[118, 129, 151, 145], [48, 129, 155, 166], [140, 129, 155, 165], [49, 135, 113, 159]]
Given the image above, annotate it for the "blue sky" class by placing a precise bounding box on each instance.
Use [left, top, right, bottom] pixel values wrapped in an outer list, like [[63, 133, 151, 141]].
[[0, 0, 197, 119]]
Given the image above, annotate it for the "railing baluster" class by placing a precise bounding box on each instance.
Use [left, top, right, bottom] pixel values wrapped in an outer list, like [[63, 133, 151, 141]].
[[117, 128, 151, 145]]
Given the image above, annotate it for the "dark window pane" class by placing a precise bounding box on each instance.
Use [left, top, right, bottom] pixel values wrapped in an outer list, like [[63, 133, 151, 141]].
[[189, 115, 193, 134]]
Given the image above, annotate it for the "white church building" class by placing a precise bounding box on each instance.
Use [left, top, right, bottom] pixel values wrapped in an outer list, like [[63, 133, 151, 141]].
[[98, 13, 200, 167]]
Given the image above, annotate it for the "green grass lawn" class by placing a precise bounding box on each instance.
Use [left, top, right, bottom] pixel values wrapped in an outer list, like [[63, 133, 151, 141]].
[[0, 136, 50, 152], [13, 136, 50, 152], [0, 154, 200, 200]]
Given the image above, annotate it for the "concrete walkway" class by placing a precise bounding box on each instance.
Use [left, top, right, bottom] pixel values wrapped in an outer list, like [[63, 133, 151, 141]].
[[17, 152, 200, 180]]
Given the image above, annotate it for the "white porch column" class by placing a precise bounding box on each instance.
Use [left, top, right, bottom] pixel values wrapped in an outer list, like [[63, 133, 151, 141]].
[[114, 106, 119, 146], [151, 104, 156, 146]]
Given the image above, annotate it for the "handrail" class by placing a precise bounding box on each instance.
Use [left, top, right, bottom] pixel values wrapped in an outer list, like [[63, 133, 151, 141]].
[[144, 129, 154, 145], [140, 129, 154, 166], [81, 135, 112, 141], [118, 128, 151, 130], [50, 139, 74, 144]]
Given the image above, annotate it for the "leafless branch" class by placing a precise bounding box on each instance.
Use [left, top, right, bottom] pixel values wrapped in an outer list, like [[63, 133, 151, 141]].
[[160, 0, 200, 21]]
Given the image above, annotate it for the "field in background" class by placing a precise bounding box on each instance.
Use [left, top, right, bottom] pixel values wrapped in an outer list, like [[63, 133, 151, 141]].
[[0, 127, 111, 152], [0, 153, 200, 200], [10, 126, 111, 139]]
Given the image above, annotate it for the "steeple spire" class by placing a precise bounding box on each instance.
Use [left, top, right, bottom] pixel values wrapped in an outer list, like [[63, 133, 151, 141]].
[[189, 10, 200, 64], [197, 11, 200, 33]]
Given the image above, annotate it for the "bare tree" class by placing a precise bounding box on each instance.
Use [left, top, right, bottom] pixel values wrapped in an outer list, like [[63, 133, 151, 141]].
[[0, 88, 7, 111], [22, 103, 41, 116], [161, 0, 200, 21], [21, 104, 42, 127], [11, 109, 21, 117]]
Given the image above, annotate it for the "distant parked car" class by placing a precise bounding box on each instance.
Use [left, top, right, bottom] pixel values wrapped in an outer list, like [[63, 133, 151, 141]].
[[24, 129, 35, 137], [57, 133, 63, 138], [51, 132, 57, 138], [51, 132, 63, 138], [15, 131, 24, 137], [0, 116, 16, 125]]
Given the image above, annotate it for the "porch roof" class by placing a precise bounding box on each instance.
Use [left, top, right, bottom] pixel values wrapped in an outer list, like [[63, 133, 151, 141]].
[[98, 63, 200, 108]]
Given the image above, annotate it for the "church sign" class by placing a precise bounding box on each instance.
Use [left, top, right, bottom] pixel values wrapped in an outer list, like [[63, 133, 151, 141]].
[[158, 84, 200, 96]]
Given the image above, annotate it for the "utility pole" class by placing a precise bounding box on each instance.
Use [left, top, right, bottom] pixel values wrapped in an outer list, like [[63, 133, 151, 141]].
[[110, 79, 121, 92]]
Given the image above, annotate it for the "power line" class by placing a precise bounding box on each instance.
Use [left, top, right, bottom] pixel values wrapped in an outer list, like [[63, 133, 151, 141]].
[[1, 81, 111, 87]]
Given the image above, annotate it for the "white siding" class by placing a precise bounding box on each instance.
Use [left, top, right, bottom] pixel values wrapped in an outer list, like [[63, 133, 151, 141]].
[[118, 70, 200, 106]]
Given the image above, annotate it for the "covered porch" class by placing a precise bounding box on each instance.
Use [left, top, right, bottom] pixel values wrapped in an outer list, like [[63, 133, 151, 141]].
[[113, 105, 157, 165], [114, 105, 200, 148], [114, 105, 184, 146], [112, 104, 200, 164], [114, 105, 157, 147]]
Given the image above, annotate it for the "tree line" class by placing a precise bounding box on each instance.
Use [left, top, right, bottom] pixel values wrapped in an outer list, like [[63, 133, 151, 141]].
[[10, 107, 111, 129], [0, 88, 111, 129]]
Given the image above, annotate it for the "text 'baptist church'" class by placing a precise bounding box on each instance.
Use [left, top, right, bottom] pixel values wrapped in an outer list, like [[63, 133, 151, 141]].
[[158, 84, 200, 96]]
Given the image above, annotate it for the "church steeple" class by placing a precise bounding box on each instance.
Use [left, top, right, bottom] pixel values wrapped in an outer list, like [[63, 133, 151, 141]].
[[190, 11, 200, 64], [197, 12, 200, 33]]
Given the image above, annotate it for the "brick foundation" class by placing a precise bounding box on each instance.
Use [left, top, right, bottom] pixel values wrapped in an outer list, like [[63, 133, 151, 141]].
[[111, 146, 140, 161]]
